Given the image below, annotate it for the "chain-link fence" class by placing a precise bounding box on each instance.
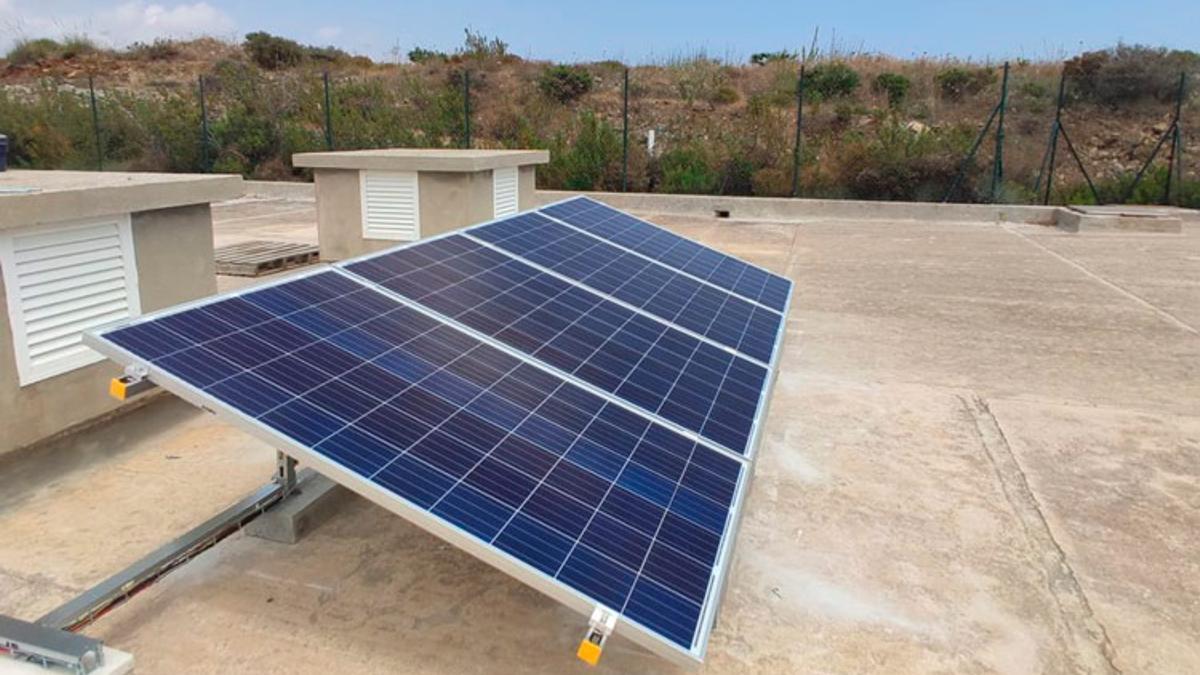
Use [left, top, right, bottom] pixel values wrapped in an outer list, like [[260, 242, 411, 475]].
[[0, 53, 1195, 207]]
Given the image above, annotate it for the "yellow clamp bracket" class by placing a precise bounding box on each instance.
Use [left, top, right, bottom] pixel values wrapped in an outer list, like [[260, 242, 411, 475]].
[[109, 365, 156, 401], [576, 606, 617, 667]]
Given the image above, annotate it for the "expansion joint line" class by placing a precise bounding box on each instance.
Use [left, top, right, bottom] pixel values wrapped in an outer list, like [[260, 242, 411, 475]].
[[958, 393, 1122, 675]]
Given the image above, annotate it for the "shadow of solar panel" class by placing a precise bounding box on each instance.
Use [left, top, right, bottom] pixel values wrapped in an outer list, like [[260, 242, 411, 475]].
[[88, 268, 746, 663], [344, 235, 768, 456]]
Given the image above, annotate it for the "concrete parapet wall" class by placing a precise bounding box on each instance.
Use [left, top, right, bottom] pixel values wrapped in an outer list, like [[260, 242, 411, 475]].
[[534, 190, 1061, 225]]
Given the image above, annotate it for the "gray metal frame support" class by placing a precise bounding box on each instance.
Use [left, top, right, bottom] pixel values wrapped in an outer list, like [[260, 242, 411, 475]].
[[37, 480, 285, 631]]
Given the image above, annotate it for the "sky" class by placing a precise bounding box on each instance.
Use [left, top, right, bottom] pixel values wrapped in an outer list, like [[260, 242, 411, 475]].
[[1, 0, 1197, 64]]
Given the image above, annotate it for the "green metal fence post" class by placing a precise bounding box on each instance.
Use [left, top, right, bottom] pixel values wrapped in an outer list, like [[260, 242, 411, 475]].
[[1035, 70, 1066, 204], [322, 71, 335, 150], [622, 68, 629, 192], [942, 103, 999, 203], [1058, 125, 1101, 203], [198, 75, 211, 172], [790, 65, 806, 198], [1164, 72, 1185, 205], [87, 75, 103, 171], [1120, 128, 1172, 204], [462, 70, 472, 149], [990, 62, 1009, 202]]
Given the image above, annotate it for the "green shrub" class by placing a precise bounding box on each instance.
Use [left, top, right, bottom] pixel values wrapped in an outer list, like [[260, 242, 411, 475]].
[[838, 122, 977, 201], [750, 51, 795, 66], [935, 67, 997, 100], [659, 146, 718, 194], [127, 39, 181, 60], [408, 47, 447, 63], [538, 65, 594, 103], [5, 38, 62, 65], [671, 57, 724, 105], [460, 29, 509, 60], [805, 62, 860, 100], [711, 85, 739, 105], [305, 45, 352, 63], [59, 35, 98, 59], [1064, 44, 1199, 105], [872, 72, 910, 108], [243, 32, 304, 69], [543, 112, 621, 190]]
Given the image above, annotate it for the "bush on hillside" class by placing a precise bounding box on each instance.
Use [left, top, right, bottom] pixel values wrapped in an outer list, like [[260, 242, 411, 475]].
[[935, 66, 997, 100], [711, 85, 739, 105], [658, 146, 718, 194], [750, 51, 795, 66], [126, 39, 182, 61], [5, 38, 63, 65], [59, 35, 98, 59], [305, 45, 352, 63], [805, 62, 860, 101], [543, 112, 621, 190], [838, 122, 977, 201], [460, 29, 509, 60], [1064, 44, 1199, 105], [243, 32, 305, 69], [408, 47, 447, 63], [872, 72, 910, 108], [538, 65, 594, 103]]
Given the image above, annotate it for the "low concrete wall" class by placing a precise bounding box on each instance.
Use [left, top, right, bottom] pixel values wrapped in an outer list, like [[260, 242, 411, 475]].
[[0, 204, 218, 456], [237, 181, 1067, 226], [534, 190, 1062, 225]]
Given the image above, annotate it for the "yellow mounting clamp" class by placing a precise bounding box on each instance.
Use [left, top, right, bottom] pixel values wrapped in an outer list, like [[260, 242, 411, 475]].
[[109, 365, 155, 401], [576, 606, 617, 666]]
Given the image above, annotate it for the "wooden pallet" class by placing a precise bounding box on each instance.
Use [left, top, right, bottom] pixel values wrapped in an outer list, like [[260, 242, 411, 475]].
[[214, 240, 320, 277]]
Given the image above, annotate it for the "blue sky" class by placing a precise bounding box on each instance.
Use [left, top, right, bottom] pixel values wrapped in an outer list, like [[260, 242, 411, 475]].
[[1, 0, 1197, 63]]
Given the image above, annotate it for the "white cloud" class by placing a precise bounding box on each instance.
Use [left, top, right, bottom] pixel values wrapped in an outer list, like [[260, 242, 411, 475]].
[[95, 1, 235, 45], [0, 1, 235, 51], [315, 25, 342, 42]]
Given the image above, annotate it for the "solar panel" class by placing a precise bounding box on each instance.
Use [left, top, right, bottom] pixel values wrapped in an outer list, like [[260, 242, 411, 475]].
[[86, 268, 748, 664], [469, 212, 784, 365], [342, 234, 768, 457], [86, 199, 789, 666], [541, 196, 792, 313]]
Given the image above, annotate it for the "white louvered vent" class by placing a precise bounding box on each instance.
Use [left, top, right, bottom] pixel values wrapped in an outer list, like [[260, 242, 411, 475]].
[[361, 170, 420, 240], [492, 167, 519, 218], [0, 215, 141, 386]]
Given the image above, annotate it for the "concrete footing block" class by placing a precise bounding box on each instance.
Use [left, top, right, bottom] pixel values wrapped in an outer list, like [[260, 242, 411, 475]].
[[1056, 206, 1183, 233], [246, 468, 347, 544]]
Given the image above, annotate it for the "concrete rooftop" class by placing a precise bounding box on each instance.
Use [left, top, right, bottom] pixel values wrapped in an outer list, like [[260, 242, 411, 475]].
[[1, 195, 1197, 674]]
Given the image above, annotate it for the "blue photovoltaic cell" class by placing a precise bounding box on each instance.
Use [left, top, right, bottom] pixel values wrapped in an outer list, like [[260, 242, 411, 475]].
[[95, 270, 744, 655], [541, 196, 792, 314], [469, 213, 783, 365], [343, 235, 767, 456]]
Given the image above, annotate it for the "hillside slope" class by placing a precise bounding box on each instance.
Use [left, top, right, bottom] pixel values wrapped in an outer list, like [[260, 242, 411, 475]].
[[1, 36, 1196, 205]]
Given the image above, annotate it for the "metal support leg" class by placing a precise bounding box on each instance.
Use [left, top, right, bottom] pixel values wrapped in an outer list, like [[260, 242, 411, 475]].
[[275, 451, 298, 498]]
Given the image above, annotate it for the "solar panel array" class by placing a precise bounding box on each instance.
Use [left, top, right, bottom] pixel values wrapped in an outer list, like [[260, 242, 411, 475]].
[[345, 235, 768, 456], [87, 197, 791, 664]]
